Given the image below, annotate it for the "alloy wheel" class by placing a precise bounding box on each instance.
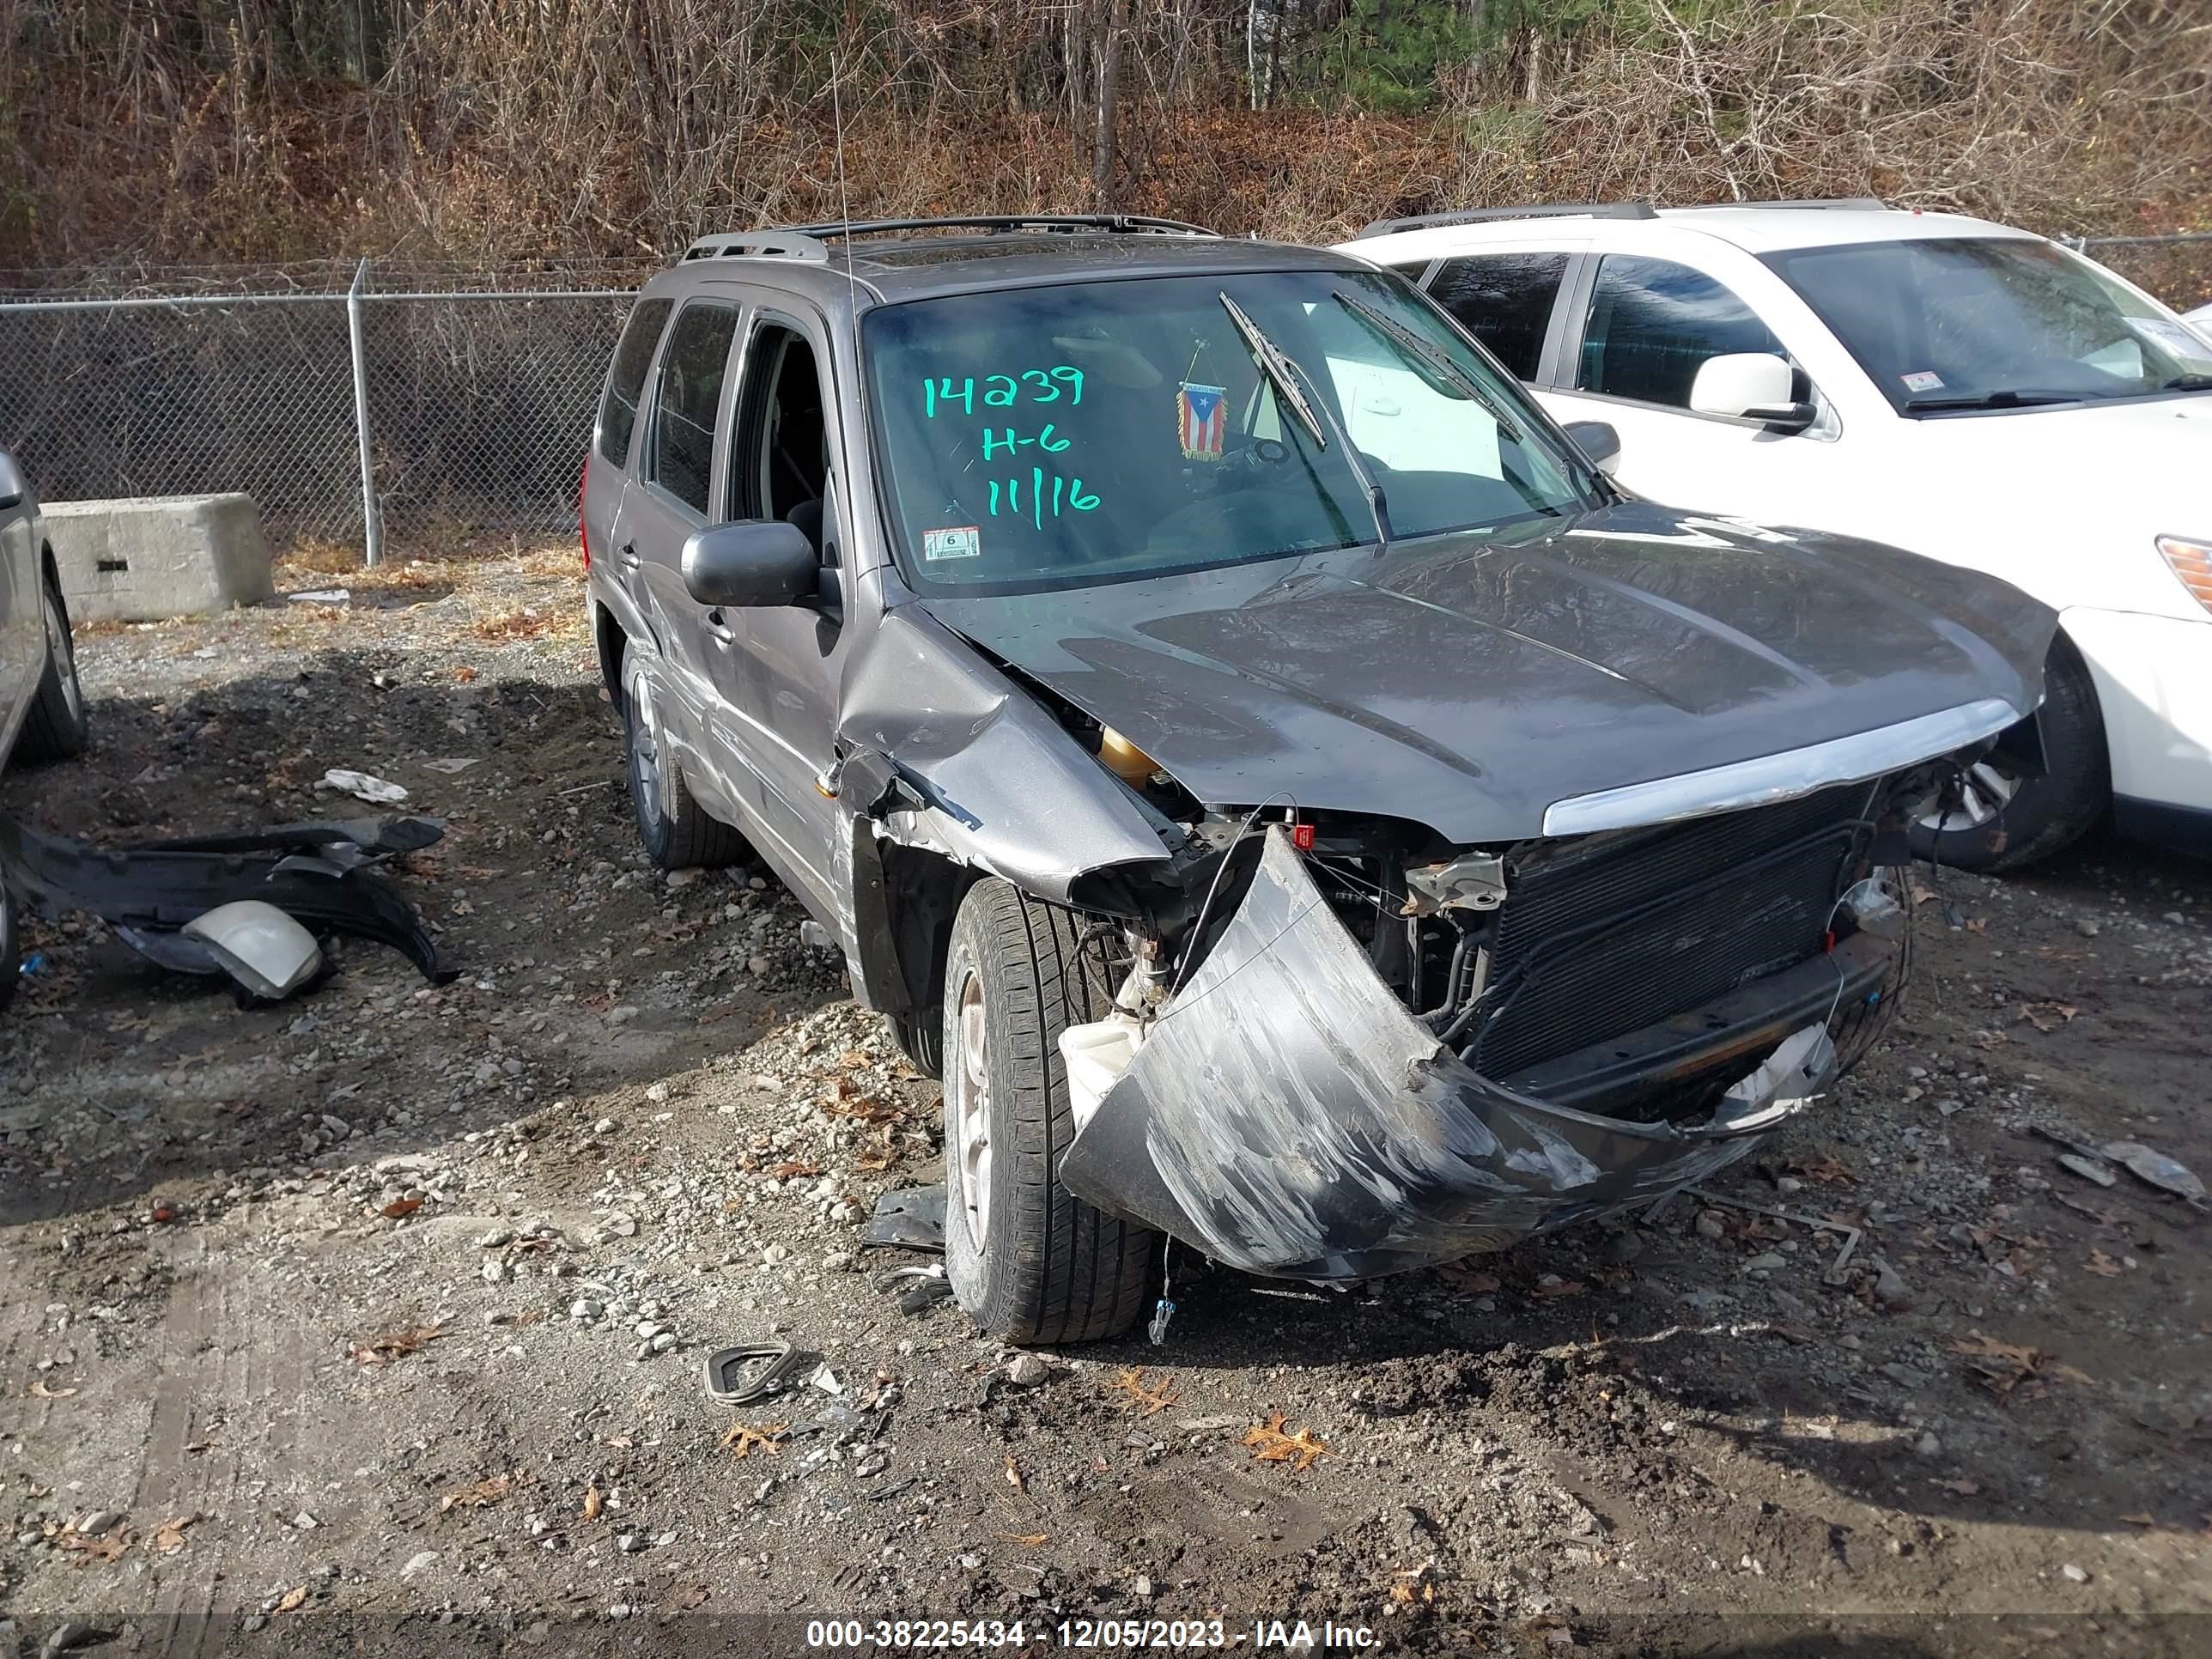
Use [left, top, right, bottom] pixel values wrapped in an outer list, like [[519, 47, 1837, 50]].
[[951, 969, 993, 1254]]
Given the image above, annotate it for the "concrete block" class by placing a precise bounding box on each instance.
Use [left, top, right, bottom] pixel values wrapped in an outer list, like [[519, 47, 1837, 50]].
[[42, 493, 272, 623]]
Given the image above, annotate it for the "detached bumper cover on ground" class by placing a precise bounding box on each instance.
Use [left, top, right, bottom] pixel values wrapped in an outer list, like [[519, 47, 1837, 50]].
[[1058, 828, 1844, 1279]]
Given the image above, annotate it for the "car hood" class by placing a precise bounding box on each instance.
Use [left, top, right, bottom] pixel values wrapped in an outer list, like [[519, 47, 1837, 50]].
[[916, 501, 2055, 845]]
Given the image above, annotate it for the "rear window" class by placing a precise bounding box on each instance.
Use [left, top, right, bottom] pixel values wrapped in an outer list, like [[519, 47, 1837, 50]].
[[1425, 252, 1571, 381], [597, 299, 672, 465]]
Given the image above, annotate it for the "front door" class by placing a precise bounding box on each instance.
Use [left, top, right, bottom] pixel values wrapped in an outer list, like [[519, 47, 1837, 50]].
[[1538, 252, 1839, 524], [714, 312, 850, 899]]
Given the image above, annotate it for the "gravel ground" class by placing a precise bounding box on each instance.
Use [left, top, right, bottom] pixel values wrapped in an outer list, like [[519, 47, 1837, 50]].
[[1, 548, 2208, 1657]]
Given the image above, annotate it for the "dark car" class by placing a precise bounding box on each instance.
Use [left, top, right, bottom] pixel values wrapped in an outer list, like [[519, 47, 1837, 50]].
[[580, 216, 2055, 1343]]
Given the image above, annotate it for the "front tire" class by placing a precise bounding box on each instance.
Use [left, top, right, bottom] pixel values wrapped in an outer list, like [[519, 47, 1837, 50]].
[[15, 568, 89, 763], [942, 879, 1156, 1344], [1910, 635, 2107, 873], [621, 661, 745, 871]]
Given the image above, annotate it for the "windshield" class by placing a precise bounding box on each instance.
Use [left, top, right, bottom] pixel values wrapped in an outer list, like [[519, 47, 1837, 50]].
[[864, 268, 1593, 595], [1764, 236, 2212, 415]]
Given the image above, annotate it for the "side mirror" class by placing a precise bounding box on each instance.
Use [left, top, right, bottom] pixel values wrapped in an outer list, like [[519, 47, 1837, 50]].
[[1563, 420, 1620, 473], [0, 451, 24, 512], [681, 520, 817, 608], [1689, 352, 1815, 431]]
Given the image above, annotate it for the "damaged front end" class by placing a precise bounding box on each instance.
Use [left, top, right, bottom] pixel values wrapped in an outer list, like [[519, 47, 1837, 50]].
[[1054, 773, 1926, 1279]]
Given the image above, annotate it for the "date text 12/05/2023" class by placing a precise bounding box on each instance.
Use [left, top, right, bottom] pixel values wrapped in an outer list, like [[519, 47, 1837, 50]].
[[923, 368, 1100, 528]]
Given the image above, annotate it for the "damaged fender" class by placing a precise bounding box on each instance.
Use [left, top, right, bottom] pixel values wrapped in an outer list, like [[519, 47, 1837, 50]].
[[1057, 827, 1836, 1279]]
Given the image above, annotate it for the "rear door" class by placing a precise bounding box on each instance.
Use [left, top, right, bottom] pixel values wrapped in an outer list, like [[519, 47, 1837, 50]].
[[0, 459, 37, 732], [584, 295, 672, 635], [618, 295, 749, 812]]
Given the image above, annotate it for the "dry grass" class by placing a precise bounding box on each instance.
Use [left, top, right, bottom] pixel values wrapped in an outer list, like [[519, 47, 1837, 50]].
[[3, 2, 2203, 274]]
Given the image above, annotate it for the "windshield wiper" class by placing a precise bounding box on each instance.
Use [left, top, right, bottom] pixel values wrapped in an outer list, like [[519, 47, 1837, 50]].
[[1904, 388, 2082, 412], [1218, 291, 1394, 548], [2158, 372, 2212, 392], [1331, 291, 1524, 445]]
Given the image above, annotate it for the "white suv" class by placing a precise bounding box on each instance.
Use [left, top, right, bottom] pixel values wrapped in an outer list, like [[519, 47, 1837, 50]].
[[1340, 201, 2212, 869]]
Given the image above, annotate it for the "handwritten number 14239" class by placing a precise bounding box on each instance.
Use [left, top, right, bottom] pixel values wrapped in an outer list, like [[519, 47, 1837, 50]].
[[924, 367, 1085, 417]]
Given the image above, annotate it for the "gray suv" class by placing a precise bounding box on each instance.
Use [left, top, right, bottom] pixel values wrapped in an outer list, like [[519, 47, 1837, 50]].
[[582, 216, 2054, 1343], [1, 448, 90, 1005]]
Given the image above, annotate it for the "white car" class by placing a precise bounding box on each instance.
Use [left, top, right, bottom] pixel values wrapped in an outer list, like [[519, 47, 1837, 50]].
[[1340, 201, 2212, 869], [2188, 301, 2212, 345]]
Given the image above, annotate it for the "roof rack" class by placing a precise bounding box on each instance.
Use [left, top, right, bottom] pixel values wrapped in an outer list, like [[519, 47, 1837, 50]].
[[1352, 196, 1893, 240], [1352, 203, 1656, 240], [681, 215, 1216, 264], [789, 214, 1217, 241], [1715, 197, 1889, 212], [681, 230, 831, 264]]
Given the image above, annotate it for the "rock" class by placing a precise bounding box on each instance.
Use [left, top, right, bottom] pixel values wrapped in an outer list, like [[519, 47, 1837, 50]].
[[1694, 1211, 1727, 1241], [1742, 1252, 1786, 1273], [1873, 1261, 1913, 1310], [644, 1083, 669, 1103], [319, 1115, 351, 1139], [762, 1243, 791, 1266], [401, 1550, 438, 1578], [476, 1230, 513, 1249], [2061, 1563, 2088, 1583], [1913, 1432, 1942, 1457], [635, 1320, 663, 1340], [1002, 1352, 1051, 1387], [593, 1118, 619, 1135], [2075, 919, 2100, 939], [482, 1259, 506, 1284], [1775, 1176, 1803, 1197], [75, 1510, 125, 1538], [570, 1298, 604, 1322], [649, 1331, 677, 1353], [617, 1531, 644, 1553]]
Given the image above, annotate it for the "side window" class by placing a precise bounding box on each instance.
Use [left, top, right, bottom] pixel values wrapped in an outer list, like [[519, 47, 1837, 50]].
[[731, 324, 835, 561], [1425, 252, 1571, 381], [648, 301, 741, 514], [1577, 255, 1784, 409], [596, 298, 672, 465]]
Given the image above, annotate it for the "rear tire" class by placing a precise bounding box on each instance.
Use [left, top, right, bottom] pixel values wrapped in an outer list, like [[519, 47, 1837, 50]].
[[942, 879, 1156, 1344], [15, 568, 89, 763], [622, 661, 745, 871], [0, 878, 18, 1013], [1909, 635, 2106, 873]]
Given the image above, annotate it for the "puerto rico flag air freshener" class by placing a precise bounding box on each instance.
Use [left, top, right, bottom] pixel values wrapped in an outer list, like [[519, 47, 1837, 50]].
[[1177, 382, 1227, 461]]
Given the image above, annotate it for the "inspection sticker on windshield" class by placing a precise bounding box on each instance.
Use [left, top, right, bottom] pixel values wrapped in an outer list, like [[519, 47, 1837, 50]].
[[922, 526, 981, 562], [1901, 370, 1945, 393]]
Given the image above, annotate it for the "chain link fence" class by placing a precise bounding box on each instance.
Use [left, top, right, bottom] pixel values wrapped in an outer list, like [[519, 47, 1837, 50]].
[[0, 235, 2205, 565], [0, 262, 645, 560]]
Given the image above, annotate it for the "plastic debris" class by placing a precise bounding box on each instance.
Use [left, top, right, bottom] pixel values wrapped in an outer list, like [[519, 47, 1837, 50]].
[[2055, 1152, 2117, 1188], [319, 769, 409, 805], [182, 900, 324, 1000], [2100, 1141, 2207, 1208], [861, 1185, 946, 1253]]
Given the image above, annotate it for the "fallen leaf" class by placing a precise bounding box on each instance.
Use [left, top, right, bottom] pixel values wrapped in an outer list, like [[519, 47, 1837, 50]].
[[580, 1485, 604, 1520], [150, 1515, 198, 1553], [350, 1324, 445, 1366], [1950, 1330, 2093, 1398], [439, 1473, 515, 1512], [1105, 1366, 1179, 1416], [380, 1197, 422, 1219], [1004, 1453, 1024, 1492], [1529, 1275, 1586, 1299], [276, 1585, 309, 1613], [1963, 916, 1988, 933], [453, 665, 479, 684], [1243, 1413, 1330, 1472], [1935, 1478, 1980, 1497], [1389, 1562, 1442, 1607], [2122, 1512, 2157, 1527], [769, 1161, 820, 1181], [673, 1586, 710, 1609], [2084, 1250, 2124, 1278], [27, 1378, 78, 1399], [2021, 1001, 2078, 1033], [58, 1527, 130, 1563], [717, 1420, 786, 1460], [1000, 1532, 1050, 1547]]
